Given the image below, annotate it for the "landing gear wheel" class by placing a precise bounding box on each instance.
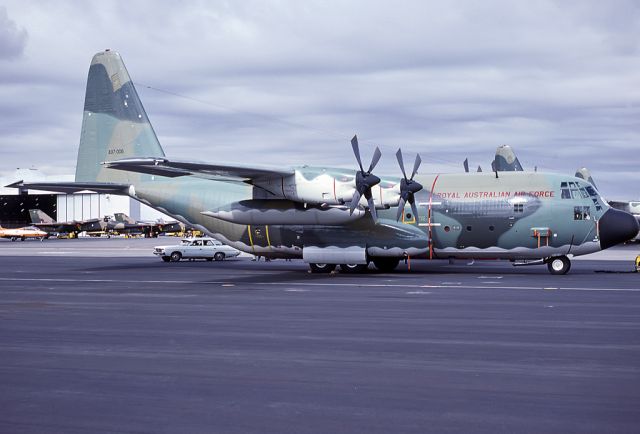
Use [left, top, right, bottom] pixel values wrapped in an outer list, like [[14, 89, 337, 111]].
[[161, 256, 171, 262], [214, 252, 225, 261], [372, 258, 400, 272], [547, 256, 571, 275], [309, 263, 336, 273], [340, 263, 369, 274], [170, 252, 182, 262]]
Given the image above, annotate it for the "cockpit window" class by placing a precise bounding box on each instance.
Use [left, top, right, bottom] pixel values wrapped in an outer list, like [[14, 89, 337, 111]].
[[585, 186, 598, 197], [561, 181, 600, 200]]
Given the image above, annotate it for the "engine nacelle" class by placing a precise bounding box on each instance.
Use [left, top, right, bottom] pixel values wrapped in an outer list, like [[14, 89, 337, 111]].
[[255, 168, 401, 209]]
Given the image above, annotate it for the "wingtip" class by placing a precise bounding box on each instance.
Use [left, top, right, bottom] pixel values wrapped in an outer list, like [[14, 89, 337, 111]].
[[5, 179, 24, 188]]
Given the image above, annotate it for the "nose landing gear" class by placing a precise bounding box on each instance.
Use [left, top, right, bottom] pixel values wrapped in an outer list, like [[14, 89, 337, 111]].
[[546, 255, 571, 275]]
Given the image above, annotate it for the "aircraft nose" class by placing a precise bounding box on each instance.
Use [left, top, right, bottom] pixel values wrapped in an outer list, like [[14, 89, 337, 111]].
[[599, 208, 639, 249]]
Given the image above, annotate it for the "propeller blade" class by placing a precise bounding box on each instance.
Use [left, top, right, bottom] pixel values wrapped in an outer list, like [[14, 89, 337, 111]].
[[349, 190, 361, 215], [410, 154, 421, 180], [463, 158, 469, 173], [410, 200, 419, 223], [368, 146, 382, 173], [396, 197, 406, 222], [396, 149, 408, 180], [351, 135, 364, 173], [367, 195, 377, 221]]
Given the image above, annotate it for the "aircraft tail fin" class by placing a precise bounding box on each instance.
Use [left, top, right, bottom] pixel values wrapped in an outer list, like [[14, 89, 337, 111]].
[[75, 50, 165, 184], [493, 145, 523, 172], [29, 209, 55, 224], [113, 212, 136, 224]]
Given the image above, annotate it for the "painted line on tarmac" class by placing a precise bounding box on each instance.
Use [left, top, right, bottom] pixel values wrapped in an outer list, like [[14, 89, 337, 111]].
[[1, 277, 639, 292]]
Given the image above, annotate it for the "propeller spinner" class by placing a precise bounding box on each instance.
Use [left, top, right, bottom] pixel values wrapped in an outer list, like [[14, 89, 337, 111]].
[[395, 149, 423, 222], [349, 135, 381, 220]]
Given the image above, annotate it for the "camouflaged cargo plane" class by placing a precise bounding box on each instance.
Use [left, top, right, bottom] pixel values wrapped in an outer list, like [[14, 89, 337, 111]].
[[8, 50, 639, 274]]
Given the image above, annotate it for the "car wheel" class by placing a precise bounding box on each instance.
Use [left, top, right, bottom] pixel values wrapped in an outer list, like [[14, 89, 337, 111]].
[[161, 256, 171, 262], [340, 263, 369, 274], [170, 252, 182, 262], [309, 263, 336, 273], [214, 252, 225, 261], [547, 256, 571, 275]]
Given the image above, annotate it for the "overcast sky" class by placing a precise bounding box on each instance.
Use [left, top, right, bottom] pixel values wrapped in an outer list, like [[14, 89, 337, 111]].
[[1, 0, 639, 198]]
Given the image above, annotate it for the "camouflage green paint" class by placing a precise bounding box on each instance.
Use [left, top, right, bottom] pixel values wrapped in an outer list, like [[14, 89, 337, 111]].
[[66, 50, 637, 263]]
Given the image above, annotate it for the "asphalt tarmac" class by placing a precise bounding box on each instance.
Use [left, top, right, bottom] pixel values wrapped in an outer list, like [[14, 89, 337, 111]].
[[1, 238, 639, 433]]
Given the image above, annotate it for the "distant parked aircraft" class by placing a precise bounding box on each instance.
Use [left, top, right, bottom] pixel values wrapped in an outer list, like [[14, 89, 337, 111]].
[[0, 225, 48, 241]]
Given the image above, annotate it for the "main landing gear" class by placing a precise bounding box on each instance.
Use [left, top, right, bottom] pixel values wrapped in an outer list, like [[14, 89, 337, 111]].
[[546, 255, 571, 275], [308, 258, 401, 274]]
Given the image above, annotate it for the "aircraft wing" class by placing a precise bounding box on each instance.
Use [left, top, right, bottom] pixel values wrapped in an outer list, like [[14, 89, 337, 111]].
[[6, 180, 131, 195], [102, 158, 294, 182]]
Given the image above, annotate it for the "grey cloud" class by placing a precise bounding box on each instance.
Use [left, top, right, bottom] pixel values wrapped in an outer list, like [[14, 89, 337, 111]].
[[0, 6, 27, 60], [0, 0, 639, 198]]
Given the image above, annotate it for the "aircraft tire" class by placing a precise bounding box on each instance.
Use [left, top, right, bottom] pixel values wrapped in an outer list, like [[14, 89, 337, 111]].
[[21, 236, 25, 241], [340, 263, 369, 274], [170, 252, 182, 262], [161, 256, 171, 262], [11, 237, 16, 242], [309, 263, 336, 273], [214, 252, 225, 261], [372, 258, 400, 272], [547, 256, 571, 275]]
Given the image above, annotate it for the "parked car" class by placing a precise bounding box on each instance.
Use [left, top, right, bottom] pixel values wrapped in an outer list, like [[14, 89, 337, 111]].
[[154, 237, 241, 262]]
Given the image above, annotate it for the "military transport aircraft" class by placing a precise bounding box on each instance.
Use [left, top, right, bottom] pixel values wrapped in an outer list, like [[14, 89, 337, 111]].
[[8, 50, 639, 274]]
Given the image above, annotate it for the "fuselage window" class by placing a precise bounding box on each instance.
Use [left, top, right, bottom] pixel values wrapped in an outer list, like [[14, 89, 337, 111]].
[[514, 203, 524, 213], [574, 206, 591, 220], [561, 182, 571, 199]]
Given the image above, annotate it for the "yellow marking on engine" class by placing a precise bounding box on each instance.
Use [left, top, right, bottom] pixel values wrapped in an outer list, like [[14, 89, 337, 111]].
[[265, 225, 272, 247]]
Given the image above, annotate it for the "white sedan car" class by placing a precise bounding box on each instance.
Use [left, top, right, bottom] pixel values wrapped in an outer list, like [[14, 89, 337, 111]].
[[154, 237, 241, 262]]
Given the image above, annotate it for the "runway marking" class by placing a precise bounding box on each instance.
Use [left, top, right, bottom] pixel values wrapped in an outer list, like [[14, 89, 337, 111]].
[[1, 277, 639, 292]]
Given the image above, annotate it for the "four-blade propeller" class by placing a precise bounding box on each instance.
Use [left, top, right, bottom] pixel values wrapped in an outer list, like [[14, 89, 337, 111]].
[[348, 135, 424, 223], [395, 149, 423, 222], [349, 135, 382, 220]]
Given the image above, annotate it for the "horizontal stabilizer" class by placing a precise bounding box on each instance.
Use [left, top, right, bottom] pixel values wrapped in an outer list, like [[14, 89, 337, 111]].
[[103, 158, 294, 182], [6, 180, 130, 195]]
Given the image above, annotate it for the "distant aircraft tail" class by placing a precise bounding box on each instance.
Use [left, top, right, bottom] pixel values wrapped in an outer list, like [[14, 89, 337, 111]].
[[75, 50, 165, 184], [113, 212, 136, 224], [29, 209, 55, 224], [493, 145, 523, 172]]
